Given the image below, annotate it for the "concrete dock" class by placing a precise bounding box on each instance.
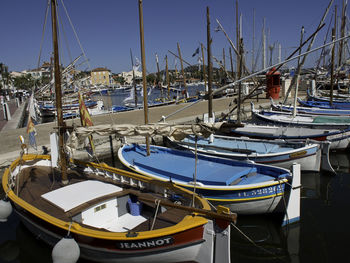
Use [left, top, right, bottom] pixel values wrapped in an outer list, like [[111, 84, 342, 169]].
[[0, 94, 291, 168]]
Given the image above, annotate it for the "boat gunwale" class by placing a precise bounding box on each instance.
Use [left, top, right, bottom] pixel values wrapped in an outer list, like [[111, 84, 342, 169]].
[[170, 135, 320, 159], [118, 144, 290, 191]]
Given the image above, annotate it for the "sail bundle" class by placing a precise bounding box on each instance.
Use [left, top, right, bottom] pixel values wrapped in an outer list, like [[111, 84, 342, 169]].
[[66, 122, 225, 151]]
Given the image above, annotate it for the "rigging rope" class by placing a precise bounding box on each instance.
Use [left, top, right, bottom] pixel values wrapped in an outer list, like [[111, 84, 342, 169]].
[[150, 199, 161, 230], [37, 0, 50, 70]]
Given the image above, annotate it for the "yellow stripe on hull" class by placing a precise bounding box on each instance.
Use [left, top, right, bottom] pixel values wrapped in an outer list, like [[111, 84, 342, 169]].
[[206, 192, 284, 202]]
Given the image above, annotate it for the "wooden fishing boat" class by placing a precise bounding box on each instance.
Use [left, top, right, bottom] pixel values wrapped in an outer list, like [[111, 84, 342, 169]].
[[271, 99, 350, 116], [118, 143, 297, 216], [1, 154, 234, 263], [165, 134, 334, 173], [229, 123, 350, 150], [307, 86, 350, 103], [298, 97, 350, 110], [251, 103, 350, 129]]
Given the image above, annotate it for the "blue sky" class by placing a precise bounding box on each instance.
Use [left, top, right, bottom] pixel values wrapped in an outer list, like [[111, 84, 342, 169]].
[[0, 0, 345, 74]]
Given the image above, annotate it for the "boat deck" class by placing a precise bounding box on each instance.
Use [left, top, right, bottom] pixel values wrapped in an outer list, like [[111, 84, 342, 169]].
[[15, 164, 192, 232]]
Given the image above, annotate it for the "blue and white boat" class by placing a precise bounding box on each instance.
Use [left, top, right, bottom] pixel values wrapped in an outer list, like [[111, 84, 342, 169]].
[[118, 143, 294, 215], [229, 123, 350, 150], [166, 135, 334, 173], [298, 98, 350, 110], [251, 103, 350, 129], [272, 99, 350, 116]]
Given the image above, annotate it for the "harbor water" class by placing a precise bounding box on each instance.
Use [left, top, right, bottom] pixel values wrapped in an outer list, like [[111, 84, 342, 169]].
[[0, 151, 350, 262], [93, 84, 207, 110]]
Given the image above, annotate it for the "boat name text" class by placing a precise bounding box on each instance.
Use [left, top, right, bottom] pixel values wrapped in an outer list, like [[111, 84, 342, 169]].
[[117, 237, 174, 249]]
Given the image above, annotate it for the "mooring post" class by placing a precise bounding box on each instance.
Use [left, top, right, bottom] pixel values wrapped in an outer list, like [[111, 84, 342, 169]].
[[3, 103, 11, 121], [282, 163, 301, 226]]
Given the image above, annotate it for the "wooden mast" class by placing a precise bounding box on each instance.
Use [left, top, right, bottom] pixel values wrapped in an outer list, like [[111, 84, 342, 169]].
[[177, 43, 188, 98], [338, 0, 347, 68], [237, 38, 243, 125], [155, 53, 163, 100], [201, 43, 207, 90], [222, 48, 226, 84], [138, 0, 150, 156], [252, 8, 255, 72], [207, 6, 213, 119], [292, 26, 305, 118], [236, 0, 240, 79], [165, 55, 170, 100], [330, 6, 337, 106], [51, 0, 68, 183], [229, 47, 234, 79]]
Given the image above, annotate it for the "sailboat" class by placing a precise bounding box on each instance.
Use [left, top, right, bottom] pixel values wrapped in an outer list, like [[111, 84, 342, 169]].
[[0, 1, 235, 262], [117, 143, 300, 217], [251, 102, 350, 129], [165, 134, 334, 173]]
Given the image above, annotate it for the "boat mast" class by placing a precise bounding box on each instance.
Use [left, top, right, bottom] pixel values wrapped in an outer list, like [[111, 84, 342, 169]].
[[292, 26, 304, 118], [206, 7, 213, 119], [252, 8, 255, 72], [229, 47, 234, 80], [236, 0, 240, 78], [237, 38, 243, 125], [201, 43, 207, 90], [138, 0, 150, 155], [155, 53, 163, 100], [165, 55, 170, 100], [51, 0, 68, 183], [330, 5, 337, 106], [177, 43, 188, 98]]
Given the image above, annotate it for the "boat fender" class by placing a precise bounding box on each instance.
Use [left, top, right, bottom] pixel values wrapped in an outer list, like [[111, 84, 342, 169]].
[[52, 235, 80, 263], [0, 198, 12, 222]]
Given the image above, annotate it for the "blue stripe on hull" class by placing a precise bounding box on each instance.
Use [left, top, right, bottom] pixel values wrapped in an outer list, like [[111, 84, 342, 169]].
[[184, 182, 286, 202]]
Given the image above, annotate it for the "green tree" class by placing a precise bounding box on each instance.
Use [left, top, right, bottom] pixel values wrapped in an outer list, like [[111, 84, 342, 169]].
[[114, 76, 126, 85], [13, 74, 35, 90]]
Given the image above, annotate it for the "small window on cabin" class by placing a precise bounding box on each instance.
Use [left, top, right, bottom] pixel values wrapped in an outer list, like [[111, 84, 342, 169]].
[[94, 203, 107, 213]]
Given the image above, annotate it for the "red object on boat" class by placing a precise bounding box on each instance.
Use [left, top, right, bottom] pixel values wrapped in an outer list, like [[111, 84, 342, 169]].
[[266, 67, 281, 99]]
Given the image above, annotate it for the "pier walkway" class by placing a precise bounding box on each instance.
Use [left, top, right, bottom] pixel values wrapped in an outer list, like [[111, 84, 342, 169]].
[[0, 94, 294, 168]]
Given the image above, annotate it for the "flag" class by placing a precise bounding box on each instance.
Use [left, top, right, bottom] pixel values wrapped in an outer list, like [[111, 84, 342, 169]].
[[155, 53, 159, 63], [214, 25, 221, 32], [192, 47, 200, 57], [26, 116, 37, 150], [78, 92, 95, 155], [133, 57, 141, 71], [27, 94, 37, 150]]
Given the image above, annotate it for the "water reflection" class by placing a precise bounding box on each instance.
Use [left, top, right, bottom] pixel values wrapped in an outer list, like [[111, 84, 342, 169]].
[[230, 215, 295, 263]]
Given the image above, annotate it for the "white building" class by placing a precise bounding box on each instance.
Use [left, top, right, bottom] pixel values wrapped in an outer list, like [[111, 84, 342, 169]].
[[23, 62, 51, 79], [119, 70, 142, 85]]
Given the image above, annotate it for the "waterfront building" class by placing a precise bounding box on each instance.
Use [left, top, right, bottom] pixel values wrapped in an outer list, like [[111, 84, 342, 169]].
[[91, 67, 113, 86]]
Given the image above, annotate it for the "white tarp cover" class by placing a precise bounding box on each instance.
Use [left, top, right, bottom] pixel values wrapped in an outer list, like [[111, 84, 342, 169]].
[[66, 122, 224, 150], [41, 180, 123, 212]]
